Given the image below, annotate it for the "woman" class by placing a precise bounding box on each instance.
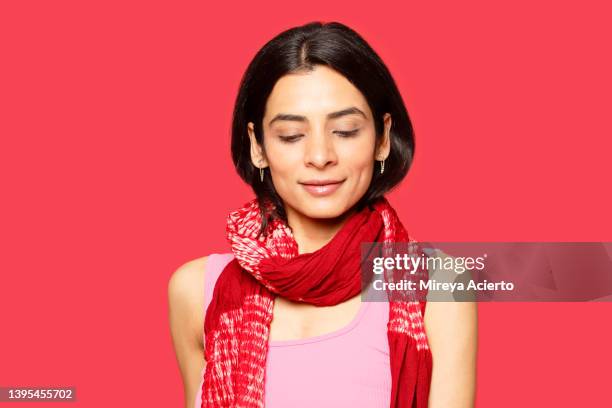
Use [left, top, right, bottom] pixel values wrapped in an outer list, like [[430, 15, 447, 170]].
[[169, 21, 477, 408]]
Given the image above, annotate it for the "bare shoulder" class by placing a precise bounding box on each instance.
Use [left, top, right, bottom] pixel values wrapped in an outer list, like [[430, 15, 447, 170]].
[[169, 256, 208, 292], [168, 256, 208, 310], [423, 249, 478, 338], [423, 299, 478, 341], [422, 250, 477, 407], [168, 256, 209, 348], [168, 256, 209, 408]]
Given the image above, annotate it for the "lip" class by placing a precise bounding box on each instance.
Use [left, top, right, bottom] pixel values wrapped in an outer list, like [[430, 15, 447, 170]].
[[299, 179, 346, 197]]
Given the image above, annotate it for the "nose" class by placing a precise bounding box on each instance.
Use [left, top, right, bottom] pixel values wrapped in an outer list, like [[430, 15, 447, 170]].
[[303, 130, 338, 169]]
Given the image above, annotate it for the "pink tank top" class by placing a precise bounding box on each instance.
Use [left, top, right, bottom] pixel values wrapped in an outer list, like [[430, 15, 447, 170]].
[[195, 253, 392, 408]]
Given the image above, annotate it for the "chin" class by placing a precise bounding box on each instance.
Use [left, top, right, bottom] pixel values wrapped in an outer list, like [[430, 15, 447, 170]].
[[295, 196, 353, 220]]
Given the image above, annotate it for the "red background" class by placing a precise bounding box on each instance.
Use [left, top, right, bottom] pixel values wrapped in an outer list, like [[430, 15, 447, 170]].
[[1, 1, 611, 406]]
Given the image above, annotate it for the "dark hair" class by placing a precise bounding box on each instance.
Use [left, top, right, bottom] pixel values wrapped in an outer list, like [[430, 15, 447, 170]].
[[231, 21, 415, 234]]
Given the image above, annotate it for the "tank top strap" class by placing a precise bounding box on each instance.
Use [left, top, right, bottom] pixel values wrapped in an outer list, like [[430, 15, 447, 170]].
[[203, 252, 235, 314]]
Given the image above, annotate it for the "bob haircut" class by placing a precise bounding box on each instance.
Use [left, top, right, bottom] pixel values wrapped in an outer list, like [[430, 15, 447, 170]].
[[231, 21, 415, 234]]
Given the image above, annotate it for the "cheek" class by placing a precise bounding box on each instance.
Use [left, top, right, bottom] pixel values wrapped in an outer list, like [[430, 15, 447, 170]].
[[265, 141, 302, 174], [337, 136, 376, 170], [264, 142, 303, 199]]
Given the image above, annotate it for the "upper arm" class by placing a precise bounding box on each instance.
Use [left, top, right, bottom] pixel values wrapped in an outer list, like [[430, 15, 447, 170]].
[[168, 256, 208, 408], [423, 251, 478, 408]]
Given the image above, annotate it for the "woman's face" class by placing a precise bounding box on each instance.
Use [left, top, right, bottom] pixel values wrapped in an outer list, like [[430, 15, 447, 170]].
[[248, 65, 391, 220]]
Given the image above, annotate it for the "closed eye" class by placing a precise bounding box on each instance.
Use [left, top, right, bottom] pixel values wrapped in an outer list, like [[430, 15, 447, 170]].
[[279, 128, 360, 143], [279, 134, 303, 143], [335, 128, 360, 137]]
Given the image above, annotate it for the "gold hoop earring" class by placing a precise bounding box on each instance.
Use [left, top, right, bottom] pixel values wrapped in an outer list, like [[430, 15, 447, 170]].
[[260, 167, 264, 182], [380, 159, 385, 174]]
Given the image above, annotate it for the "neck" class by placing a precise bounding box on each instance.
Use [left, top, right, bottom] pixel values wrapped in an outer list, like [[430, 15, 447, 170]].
[[286, 206, 357, 255]]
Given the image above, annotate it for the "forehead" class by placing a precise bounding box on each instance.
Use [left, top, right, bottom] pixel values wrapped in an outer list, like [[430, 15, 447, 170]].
[[264, 65, 371, 123]]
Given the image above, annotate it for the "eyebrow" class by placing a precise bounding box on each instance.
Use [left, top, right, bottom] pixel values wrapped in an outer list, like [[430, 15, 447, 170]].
[[268, 106, 367, 127]]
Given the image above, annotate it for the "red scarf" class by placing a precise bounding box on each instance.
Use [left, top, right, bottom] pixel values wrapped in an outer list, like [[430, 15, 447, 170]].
[[201, 196, 432, 407]]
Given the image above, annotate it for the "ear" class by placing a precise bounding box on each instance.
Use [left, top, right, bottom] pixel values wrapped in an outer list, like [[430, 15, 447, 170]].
[[375, 113, 392, 160], [247, 122, 268, 168]]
